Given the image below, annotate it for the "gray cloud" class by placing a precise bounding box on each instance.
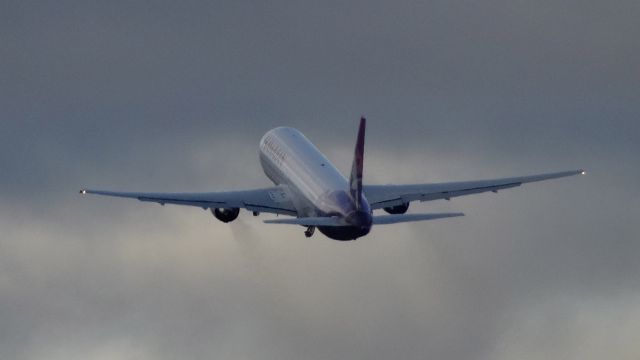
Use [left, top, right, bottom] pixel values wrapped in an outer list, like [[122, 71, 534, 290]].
[[1, 1, 639, 359]]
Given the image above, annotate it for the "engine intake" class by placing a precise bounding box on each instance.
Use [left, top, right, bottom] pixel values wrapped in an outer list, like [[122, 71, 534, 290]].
[[212, 207, 240, 223], [383, 202, 409, 214]]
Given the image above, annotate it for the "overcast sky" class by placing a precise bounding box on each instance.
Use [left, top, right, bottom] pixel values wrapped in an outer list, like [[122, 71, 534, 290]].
[[1, 1, 639, 359]]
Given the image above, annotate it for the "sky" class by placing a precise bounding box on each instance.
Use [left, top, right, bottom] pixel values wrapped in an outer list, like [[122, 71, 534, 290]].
[[1, 1, 639, 359]]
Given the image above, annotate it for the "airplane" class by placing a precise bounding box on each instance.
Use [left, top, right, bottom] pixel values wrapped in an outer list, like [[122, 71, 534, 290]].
[[80, 117, 584, 241]]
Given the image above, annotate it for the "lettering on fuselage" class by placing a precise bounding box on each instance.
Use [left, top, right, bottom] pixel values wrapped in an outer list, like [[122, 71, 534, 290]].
[[261, 135, 287, 167]]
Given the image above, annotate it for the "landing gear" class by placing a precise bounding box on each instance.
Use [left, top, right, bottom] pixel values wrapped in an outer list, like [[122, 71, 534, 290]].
[[304, 226, 316, 238]]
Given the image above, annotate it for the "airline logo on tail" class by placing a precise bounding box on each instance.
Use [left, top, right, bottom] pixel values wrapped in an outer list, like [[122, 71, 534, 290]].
[[350, 117, 366, 210]]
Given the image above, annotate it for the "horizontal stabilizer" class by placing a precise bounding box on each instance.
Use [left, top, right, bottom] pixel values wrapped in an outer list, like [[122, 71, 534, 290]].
[[264, 216, 347, 227], [372, 213, 464, 225]]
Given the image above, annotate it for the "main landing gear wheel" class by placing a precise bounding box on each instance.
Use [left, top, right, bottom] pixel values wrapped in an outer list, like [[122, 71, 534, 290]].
[[305, 226, 315, 238]]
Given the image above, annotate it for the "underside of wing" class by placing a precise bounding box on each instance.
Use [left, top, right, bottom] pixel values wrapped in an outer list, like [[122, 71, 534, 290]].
[[80, 186, 297, 216], [365, 169, 585, 210]]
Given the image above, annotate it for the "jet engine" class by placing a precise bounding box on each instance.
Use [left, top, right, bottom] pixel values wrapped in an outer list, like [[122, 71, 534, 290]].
[[383, 202, 409, 214], [211, 207, 240, 223]]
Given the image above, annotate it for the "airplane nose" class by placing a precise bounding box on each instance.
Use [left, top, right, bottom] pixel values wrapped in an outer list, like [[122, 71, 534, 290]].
[[346, 210, 373, 229]]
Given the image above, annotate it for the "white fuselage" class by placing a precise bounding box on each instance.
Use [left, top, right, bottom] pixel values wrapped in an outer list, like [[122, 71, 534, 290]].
[[259, 127, 371, 239]]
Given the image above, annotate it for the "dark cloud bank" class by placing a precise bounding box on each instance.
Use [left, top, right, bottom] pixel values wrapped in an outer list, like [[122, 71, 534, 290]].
[[1, 1, 639, 359]]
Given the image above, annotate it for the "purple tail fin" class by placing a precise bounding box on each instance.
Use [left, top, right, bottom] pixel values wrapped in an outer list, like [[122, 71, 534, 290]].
[[350, 117, 366, 210]]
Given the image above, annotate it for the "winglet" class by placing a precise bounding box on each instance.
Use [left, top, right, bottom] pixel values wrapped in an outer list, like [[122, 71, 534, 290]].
[[350, 117, 366, 210]]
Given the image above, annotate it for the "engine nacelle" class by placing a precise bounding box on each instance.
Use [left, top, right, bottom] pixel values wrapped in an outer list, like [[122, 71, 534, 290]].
[[383, 202, 409, 214], [212, 207, 240, 223]]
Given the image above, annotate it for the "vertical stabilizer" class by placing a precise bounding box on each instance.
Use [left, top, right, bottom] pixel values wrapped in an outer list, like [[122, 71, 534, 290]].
[[350, 117, 366, 210]]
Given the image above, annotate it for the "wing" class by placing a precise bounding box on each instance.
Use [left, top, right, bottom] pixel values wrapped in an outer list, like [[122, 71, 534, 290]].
[[364, 169, 585, 210], [80, 186, 297, 216]]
